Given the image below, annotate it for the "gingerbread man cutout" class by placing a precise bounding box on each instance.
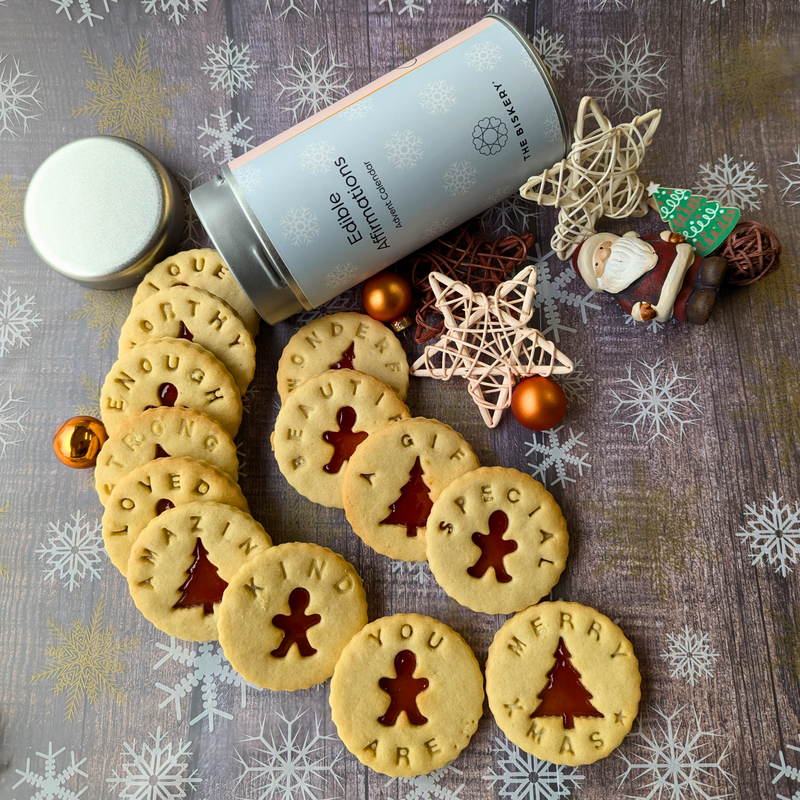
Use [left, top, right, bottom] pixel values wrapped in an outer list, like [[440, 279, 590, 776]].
[[467, 510, 518, 583], [270, 587, 321, 658], [378, 650, 429, 726]]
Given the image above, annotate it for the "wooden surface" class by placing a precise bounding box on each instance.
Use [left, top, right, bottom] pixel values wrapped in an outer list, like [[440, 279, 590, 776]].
[[1, 1, 799, 799]]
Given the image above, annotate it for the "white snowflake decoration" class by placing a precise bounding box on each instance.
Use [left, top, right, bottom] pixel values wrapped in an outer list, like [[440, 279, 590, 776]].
[[694, 154, 767, 211], [624, 312, 671, 333], [660, 625, 720, 687], [736, 492, 800, 578], [484, 736, 584, 800], [281, 207, 320, 246], [418, 80, 457, 115], [544, 112, 563, 144], [424, 216, 453, 241], [771, 735, 800, 800], [557, 358, 593, 406], [386, 765, 464, 799], [480, 187, 538, 236], [300, 140, 336, 175], [197, 108, 254, 164], [51, 0, 118, 26], [778, 148, 800, 206], [525, 426, 591, 488], [37, 510, 103, 592], [0, 382, 28, 460], [465, 41, 503, 73], [0, 53, 42, 138], [531, 27, 572, 80], [235, 710, 343, 800], [236, 164, 263, 192], [107, 728, 200, 800], [201, 37, 259, 98], [701, 0, 735, 6], [391, 559, 430, 585], [153, 638, 261, 731], [0, 285, 42, 357], [610, 359, 701, 443], [340, 96, 372, 122], [618, 707, 733, 800], [141, 0, 207, 25], [13, 743, 89, 800], [588, 34, 667, 115], [265, 0, 319, 18], [174, 169, 208, 249], [276, 46, 351, 122], [527, 245, 600, 343], [385, 130, 424, 170], [379, 0, 432, 16], [585, 0, 634, 8], [443, 160, 477, 196], [325, 262, 357, 291]]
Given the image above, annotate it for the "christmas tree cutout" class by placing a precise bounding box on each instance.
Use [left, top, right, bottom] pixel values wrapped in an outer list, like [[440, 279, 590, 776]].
[[380, 456, 434, 538], [172, 538, 228, 616], [648, 183, 740, 257], [530, 637, 604, 730]]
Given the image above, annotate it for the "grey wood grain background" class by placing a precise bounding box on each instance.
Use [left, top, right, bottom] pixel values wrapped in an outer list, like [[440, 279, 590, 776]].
[[1, 1, 799, 798]]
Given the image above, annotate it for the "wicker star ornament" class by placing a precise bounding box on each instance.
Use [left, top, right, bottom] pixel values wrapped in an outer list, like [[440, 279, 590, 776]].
[[410, 266, 573, 428], [520, 96, 662, 261]]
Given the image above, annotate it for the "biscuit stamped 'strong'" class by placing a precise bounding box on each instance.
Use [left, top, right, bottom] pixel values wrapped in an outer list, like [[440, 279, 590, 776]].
[[485, 601, 641, 766]]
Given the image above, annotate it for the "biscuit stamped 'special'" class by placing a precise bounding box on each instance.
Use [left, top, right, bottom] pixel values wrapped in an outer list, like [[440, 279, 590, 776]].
[[485, 601, 641, 766], [94, 407, 238, 506], [217, 542, 368, 691], [426, 466, 569, 614], [276, 312, 409, 402], [329, 613, 484, 778], [128, 502, 272, 642], [271, 369, 410, 509], [342, 417, 480, 562]]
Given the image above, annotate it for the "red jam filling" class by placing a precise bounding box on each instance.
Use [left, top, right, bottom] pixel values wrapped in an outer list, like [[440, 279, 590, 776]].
[[172, 538, 228, 616], [467, 509, 517, 583], [329, 341, 356, 371], [270, 587, 321, 658], [322, 407, 368, 474], [378, 649, 429, 726], [380, 456, 433, 538]]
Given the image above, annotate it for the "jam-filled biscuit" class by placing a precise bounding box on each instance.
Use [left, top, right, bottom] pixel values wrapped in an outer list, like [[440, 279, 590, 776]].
[[127, 502, 271, 642], [102, 456, 248, 575], [277, 312, 409, 403], [271, 370, 410, 509], [94, 407, 238, 506], [217, 542, 368, 691], [342, 417, 480, 562], [485, 601, 641, 766], [132, 249, 260, 336], [329, 613, 484, 778], [425, 466, 568, 614], [119, 285, 256, 395], [100, 338, 242, 439]]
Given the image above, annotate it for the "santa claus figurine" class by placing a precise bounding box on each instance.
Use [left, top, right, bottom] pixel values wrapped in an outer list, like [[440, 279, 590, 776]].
[[572, 230, 728, 325]]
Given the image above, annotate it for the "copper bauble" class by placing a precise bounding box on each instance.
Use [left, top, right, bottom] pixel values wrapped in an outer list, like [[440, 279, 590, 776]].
[[362, 271, 412, 330], [53, 416, 108, 468], [510, 377, 567, 431]]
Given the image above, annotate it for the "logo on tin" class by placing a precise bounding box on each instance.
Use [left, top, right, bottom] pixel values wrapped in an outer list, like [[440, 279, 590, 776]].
[[472, 116, 508, 156]]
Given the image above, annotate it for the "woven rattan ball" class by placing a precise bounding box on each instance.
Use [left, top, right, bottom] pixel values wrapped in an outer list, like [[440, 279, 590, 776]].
[[720, 220, 782, 286]]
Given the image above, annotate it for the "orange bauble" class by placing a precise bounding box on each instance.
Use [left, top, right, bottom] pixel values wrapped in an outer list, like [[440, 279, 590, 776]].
[[511, 377, 567, 431], [362, 271, 412, 328], [53, 416, 108, 468]]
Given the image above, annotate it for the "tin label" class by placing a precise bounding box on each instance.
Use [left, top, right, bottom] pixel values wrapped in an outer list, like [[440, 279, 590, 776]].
[[230, 18, 565, 308]]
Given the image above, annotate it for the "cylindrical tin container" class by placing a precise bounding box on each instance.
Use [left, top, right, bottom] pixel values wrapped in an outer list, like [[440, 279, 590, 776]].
[[191, 15, 568, 325]]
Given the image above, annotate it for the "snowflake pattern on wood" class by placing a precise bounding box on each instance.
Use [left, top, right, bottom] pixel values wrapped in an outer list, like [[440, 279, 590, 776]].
[[693, 154, 767, 211], [557, 357, 593, 406], [391, 559, 431, 585], [276, 47, 351, 122], [0, 382, 28, 460], [524, 426, 591, 488], [37, 510, 103, 592], [660, 625, 720, 687], [530, 27, 572, 80], [31, 601, 139, 722], [778, 148, 800, 206], [13, 742, 89, 800], [0, 285, 42, 358], [107, 728, 201, 800], [0, 499, 9, 578], [75, 373, 101, 418], [483, 736, 584, 799], [386, 765, 464, 799], [197, 108, 254, 164], [594, 461, 712, 603], [174, 169, 210, 249], [618, 707, 733, 800], [153, 638, 261, 731], [0, 173, 25, 262], [51, 0, 118, 26], [67, 287, 134, 350], [379, 0, 433, 18], [584, 0, 634, 7], [588, 34, 668, 115], [0, 52, 42, 138], [265, 0, 319, 18], [736, 492, 800, 578], [235, 710, 344, 800], [72, 37, 188, 148], [141, 0, 208, 25], [480, 186, 538, 237], [201, 37, 259, 98], [610, 358, 701, 443], [772, 734, 800, 800]]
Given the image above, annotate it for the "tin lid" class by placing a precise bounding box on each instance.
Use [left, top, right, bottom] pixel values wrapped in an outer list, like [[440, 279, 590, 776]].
[[24, 136, 185, 290]]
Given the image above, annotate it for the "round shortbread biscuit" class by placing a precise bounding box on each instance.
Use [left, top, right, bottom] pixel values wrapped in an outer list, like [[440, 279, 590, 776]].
[[277, 312, 409, 403], [426, 467, 568, 614], [119, 285, 256, 395], [217, 542, 368, 691], [100, 338, 242, 439], [94, 407, 238, 506], [102, 456, 248, 575], [133, 249, 260, 336], [342, 417, 480, 562], [329, 613, 484, 778], [271, 370, 410, 509], [485, 601, 641, 766], [128, 502, 272, 642]]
